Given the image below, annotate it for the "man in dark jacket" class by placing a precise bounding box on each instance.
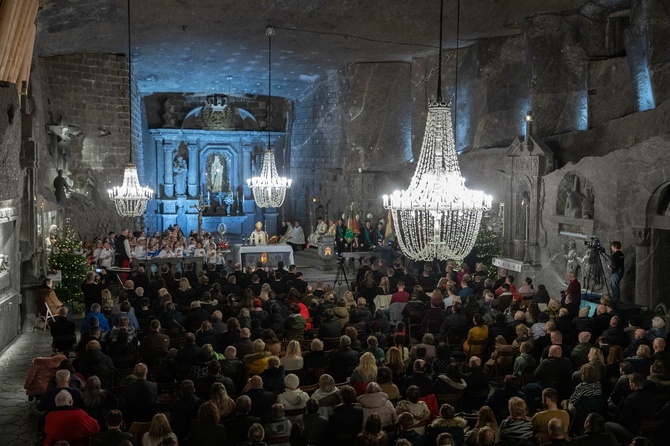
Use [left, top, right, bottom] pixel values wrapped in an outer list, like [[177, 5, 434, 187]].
[[604, 373, 656, 444], [573, 413, 615, 446], [327, 335, 359, 383], [175, 333, 201, 367], [169, 380, 201, 443], [50, 307, 77, 353], [317, 309, 342, 339], [462, 356, 491, 412], [123, 363, 158, 425], [440, 302, 467, 335], [90, 409, 133, 446], [221, 346, 247, 392], [184, 301, 210, 333], [234, 328, 254, 359], [139, 320, 170, 366], [223, 395, 262, 445], [244, 375, 275, 420], [525, 345, 573, 413], [325, 385, 364, 446]]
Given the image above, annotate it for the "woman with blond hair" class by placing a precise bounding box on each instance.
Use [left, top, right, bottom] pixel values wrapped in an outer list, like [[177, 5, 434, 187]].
[[312, 373, 341, 417], [342, 290, 357, 311], [280, 340, 304, 375], [385, 346, 407, 386], [378, 277, 391, 296], [543, 298, 561, 320], [257, 282, 270, 300], [142, 413, 173, 446], [350, 352, 378, 395], [176, 277, 195, 306], [511, 324, 532, 349], [210, 382, 236, 420], [498, 397, 533, 446], [101, 288, 114, 314]]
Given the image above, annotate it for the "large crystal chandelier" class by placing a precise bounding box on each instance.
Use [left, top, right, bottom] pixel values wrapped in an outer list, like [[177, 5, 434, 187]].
[[247, 26, 292, 208], [108, 0, 153, 217], [382, 0, 491, 261]]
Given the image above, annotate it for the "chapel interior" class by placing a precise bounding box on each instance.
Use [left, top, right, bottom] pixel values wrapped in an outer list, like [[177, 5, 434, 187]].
[[0, 0, 669, 369]]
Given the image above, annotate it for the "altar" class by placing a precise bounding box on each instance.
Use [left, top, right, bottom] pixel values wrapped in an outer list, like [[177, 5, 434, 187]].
[[147, 128, 286, 237], [232, 244, 294, 268]]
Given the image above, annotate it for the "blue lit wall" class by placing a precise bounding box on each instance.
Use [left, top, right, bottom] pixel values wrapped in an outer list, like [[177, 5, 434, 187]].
[[576, 91, 589, 131], [634, 63, 656, 111]]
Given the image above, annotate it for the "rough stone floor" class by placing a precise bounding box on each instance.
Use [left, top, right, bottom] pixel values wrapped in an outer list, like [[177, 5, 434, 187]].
[[0, 330, 53, 446]]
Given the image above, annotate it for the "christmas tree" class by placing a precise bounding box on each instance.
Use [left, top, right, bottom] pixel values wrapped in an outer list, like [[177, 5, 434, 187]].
[[474, 225, 501, 278], [49, 224, 89, 312]]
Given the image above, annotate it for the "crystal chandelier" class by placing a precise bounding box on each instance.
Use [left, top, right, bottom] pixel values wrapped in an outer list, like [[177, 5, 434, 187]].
[[382, 0, 491, 261], [247, 26, 292, 208], [108, 0, 153, 217]]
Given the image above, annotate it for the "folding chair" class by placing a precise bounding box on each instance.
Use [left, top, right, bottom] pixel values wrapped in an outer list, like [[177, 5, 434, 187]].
[[42, 303, 57, 335]]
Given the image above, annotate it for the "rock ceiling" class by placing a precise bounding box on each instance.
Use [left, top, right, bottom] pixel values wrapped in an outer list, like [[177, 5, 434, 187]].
[[35, 0, 626, 98]]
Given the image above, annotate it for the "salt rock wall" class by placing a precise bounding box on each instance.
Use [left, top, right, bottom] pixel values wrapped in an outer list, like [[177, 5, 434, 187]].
[[289, 63, 412, 229], [536, 135, 670, 304], [0, 83, 23, 201]]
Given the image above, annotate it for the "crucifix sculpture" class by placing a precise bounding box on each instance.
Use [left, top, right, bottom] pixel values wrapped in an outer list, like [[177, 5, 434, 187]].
[[190, 194, 210, 233]]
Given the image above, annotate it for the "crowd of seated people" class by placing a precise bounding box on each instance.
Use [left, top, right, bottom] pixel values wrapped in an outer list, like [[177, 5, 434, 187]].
[[27, 240, 670, 445]]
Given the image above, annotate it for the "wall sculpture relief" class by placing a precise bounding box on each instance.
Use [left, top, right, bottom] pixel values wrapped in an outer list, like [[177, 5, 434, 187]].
[[557, 173, 594, 219]]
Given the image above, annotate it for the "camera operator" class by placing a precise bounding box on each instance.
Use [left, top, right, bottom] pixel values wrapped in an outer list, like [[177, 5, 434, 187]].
[[608, 241, 624, 300]]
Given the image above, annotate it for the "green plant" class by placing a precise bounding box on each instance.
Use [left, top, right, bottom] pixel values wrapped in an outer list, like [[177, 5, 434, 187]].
[[49, 225, 89, 309]]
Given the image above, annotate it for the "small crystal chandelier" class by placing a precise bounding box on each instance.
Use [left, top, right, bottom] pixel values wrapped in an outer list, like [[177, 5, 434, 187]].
[[246, 26, 292, 208], [108, 0, 153, 217], [382, 0, 491, 261]]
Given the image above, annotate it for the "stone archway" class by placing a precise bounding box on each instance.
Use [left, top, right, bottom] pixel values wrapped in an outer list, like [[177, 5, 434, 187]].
[[639, 182, 670, 314]]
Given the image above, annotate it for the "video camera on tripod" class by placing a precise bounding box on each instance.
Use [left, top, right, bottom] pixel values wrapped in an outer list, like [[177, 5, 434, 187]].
[[583, 235, 611, 297], [584, 236, 610, 263]]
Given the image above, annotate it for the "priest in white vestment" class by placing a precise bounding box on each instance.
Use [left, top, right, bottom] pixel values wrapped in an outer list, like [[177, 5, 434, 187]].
[[286, 220, 306, 251], [249, 221, 268, 246], [307, 217, 328, 247]]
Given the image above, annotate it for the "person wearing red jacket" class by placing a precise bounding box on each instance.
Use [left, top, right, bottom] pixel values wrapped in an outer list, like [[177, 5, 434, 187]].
[[44, 389, 99, 446]]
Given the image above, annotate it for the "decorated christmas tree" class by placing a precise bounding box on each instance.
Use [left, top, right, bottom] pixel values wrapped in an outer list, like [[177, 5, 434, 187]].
[[474, 225, 501, 278], [49, 224, 88, 312]]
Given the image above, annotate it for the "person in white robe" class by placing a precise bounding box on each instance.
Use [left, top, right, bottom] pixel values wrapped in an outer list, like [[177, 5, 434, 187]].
[[307, 217, 328, 247], [249, 222, 269, 245], [286, 220, 306, 251]]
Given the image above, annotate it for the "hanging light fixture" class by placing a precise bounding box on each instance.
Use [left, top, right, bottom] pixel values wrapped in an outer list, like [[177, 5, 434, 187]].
[[382, 0, 491, 261], [108, 0, 153, 217], [246, 26, 292, 208]]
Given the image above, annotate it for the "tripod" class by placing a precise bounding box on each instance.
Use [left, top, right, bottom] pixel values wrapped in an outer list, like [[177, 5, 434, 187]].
[[334, 258, 350, 290], [583, 245, 611, 300]]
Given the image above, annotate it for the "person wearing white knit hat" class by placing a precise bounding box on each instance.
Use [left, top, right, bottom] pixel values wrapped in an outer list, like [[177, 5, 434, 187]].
[[276, 373, 309, 423]]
